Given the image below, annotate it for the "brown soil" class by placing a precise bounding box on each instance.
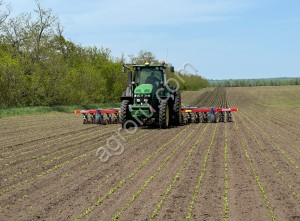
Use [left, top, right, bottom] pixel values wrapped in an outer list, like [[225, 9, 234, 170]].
[[0, 86, 299, 221]]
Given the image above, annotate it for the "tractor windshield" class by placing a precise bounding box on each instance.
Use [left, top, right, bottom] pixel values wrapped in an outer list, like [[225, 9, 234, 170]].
[[135, 68, 163, 86]]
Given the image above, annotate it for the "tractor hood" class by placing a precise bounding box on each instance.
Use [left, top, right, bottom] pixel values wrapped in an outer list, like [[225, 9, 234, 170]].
[[134, 84, 153, 94]]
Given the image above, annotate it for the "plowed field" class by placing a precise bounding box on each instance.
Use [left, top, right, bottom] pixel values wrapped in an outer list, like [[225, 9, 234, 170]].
[[1, 86, 299, 221]]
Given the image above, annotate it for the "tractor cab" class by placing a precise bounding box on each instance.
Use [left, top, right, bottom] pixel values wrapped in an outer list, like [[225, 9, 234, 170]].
[[133, 64, 165, 92], [121, 62, 180, 129]]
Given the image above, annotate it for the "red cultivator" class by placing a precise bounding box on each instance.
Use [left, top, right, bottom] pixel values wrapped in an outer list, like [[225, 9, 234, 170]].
[[181, 107, 238, 123], [75, 106, 238, 125], [74, 108, 121, 124]]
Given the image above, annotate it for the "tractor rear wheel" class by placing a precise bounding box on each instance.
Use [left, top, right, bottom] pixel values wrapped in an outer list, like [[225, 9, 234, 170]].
[[159, 100, 170, 129], [173, 93, 181, 126], [121, 100, 130, 129]]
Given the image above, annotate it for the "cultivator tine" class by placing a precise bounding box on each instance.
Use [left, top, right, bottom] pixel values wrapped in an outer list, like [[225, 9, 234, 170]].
[[219, 111, 224, 123], [91, 114, 96, 124], [107, 114, 112, 124], [187, 112, 192, 124], [202, 112, 208, 123], [181, 113, 185, 124], [83, 113, 88, 124], [194, 113, 200, 123], [96, 109, 103, 124], [112, 113, 119, 124], [226, 111, 232, 122]]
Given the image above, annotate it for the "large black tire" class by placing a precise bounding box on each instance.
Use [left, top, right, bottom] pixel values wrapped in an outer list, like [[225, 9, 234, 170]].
[[159, 100, 170, 129], [173, 93, 181, 126], [121, 100, 130, 129]]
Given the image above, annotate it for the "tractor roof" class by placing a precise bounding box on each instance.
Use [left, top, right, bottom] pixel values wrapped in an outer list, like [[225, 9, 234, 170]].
[[132, 64, 165, 68], [132, 62, 167, 70]]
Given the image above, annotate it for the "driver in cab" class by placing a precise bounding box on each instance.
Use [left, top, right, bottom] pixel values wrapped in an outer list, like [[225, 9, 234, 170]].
[[145, 72, 160, 85]]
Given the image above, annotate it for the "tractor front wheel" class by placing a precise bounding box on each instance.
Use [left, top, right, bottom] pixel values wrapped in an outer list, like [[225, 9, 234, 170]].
[[159, 100, 170, 129], [173, 93, 181, 126], [121, 100, 130, 129]]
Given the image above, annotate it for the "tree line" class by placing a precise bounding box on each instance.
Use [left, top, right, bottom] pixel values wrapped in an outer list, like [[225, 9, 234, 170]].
[[0, 1, 208, 108], [209, 78, 300, 87]]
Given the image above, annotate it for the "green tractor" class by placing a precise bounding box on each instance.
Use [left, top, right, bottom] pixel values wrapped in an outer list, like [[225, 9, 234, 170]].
[[121, 62, 181, 129]]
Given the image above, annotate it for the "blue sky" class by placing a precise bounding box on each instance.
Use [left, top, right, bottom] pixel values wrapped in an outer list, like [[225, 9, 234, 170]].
[[6, 0, 300, 79]]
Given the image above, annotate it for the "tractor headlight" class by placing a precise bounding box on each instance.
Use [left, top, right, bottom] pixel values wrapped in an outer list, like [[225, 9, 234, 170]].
[[137, 99, 141, 102], [144, 98, 148, 103]]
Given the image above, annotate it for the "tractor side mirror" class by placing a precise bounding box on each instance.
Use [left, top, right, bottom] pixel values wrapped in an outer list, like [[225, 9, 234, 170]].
[[128, 71, 132, 85], [170, 66, 175, 73], [122, 66, 126, 73]]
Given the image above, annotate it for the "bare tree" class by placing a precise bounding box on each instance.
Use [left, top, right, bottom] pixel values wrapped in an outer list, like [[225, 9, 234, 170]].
[[31, 0, 58, 61], [0, 0, 10, 26]]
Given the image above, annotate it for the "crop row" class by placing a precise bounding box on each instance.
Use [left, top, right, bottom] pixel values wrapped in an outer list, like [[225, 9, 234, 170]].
[[0, 121, 81, 147], [0, 113, 73, 131], [0, 125, 119, 176], [1, 123, 98, 151], [75, 125, 192, 220], [233, 120, 276, 221], [149, 124, 209, 220], [0, 127, 142, 197], [185, 124, 218, 220], [238, 112, 299, 170], [111, 124, 201, 220], [228, 91, 299, 200], [2, 129, 128, 183], [238, 108, 300, 154], [223, 124, 229, 220], [226, 89, 300, 158], [236, 113, 300, 201], [2, 125, 109, 157]]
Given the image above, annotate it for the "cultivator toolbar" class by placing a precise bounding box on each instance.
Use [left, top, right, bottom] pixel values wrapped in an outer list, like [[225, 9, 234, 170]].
[[74, 108, 121, 124], [181, 107, 238, 123], [75, 106, 238, 125]]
